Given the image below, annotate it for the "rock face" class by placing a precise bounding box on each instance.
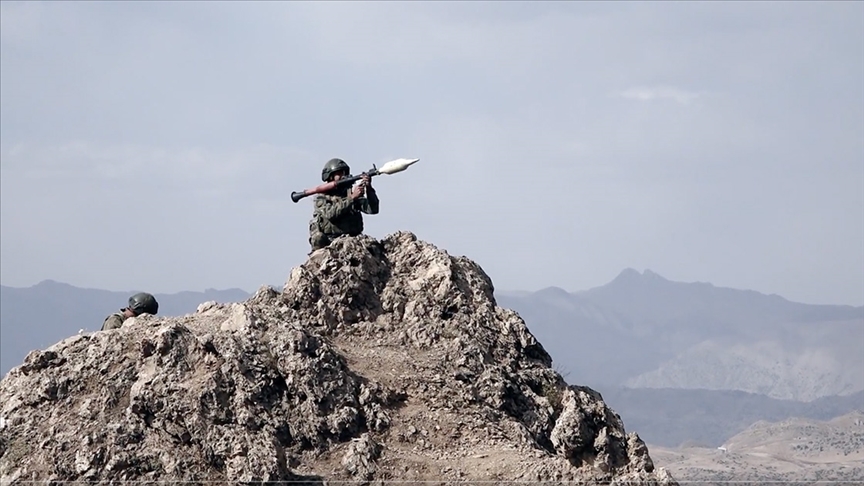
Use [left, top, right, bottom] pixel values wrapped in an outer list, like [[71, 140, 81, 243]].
[[0, 232, 676, 484]]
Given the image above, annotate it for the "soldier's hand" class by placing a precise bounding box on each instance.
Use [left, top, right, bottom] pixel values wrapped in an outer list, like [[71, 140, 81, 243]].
[[362, 173, 372, 188], [350, 183, 365, 200]]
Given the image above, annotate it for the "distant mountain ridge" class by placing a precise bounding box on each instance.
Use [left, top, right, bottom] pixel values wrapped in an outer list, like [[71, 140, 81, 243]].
[[578, 268, 862, 325], [0, 280, 251, 377], [495, 268, 864, 401]]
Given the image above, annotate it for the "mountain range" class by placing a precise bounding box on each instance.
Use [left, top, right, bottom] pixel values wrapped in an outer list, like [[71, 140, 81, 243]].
[[495, 268, 864, 401], [2, 269, 862, 447]]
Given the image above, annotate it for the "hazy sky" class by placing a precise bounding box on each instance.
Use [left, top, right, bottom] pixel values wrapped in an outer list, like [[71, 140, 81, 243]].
[[1, 1, 862, 306]]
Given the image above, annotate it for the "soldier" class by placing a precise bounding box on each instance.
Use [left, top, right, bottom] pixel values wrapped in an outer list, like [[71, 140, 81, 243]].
[[309, 158, 379, 251], [102, 292, 159, 331]]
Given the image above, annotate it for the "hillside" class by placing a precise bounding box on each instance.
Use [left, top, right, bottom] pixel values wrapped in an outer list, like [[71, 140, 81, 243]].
[[600, 387, 864, 447], [624, 329, 863, 400], [650, 411, 864, 483], [0, 232, 674, 484]]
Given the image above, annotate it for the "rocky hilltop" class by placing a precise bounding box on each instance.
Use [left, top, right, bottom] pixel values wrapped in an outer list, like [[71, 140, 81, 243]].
[[0, 232, 675, 484]]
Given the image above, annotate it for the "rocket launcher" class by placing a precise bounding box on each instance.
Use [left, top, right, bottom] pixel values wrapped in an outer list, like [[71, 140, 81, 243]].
[[291, 158, 420, 203]]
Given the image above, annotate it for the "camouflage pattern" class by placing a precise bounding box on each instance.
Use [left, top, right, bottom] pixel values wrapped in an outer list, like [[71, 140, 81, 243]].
[[101, 312, 127, 331], [309, 186, 379, 251]]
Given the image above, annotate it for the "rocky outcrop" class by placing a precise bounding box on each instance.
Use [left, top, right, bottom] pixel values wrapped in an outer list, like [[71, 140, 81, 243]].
[[0, 231, 676, 484]]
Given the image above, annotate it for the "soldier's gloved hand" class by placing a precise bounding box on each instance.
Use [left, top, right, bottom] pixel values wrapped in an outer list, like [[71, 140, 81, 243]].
[[362, 173, 372, 188]]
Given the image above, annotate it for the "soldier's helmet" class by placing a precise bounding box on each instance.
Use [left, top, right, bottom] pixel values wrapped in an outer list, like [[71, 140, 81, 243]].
[[128, 292, 159, 316], [321, 158, 351, 182]]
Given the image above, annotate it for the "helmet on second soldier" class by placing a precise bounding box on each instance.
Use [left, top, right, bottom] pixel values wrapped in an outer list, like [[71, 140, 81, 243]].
[[321, 158, 351, 182], [128, 292, 159, 316]]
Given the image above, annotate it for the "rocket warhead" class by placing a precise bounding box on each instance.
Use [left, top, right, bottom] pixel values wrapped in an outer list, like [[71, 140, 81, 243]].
[[378, 158, 420, 175]]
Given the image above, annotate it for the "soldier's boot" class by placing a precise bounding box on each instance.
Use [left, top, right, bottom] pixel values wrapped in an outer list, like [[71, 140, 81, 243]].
[[309, 233, 331, 254]]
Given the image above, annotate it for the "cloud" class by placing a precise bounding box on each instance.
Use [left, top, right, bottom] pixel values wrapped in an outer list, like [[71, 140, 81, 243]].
[[617, 86, 701, 104]]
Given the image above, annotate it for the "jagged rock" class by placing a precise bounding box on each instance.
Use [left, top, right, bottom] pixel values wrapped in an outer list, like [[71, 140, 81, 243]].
[[0, 231, 677, 485], [341, 433, 381, 479]]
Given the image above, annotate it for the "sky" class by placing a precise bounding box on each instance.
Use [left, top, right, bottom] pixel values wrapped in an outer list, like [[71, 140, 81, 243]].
[[1, 1, 862, 306]]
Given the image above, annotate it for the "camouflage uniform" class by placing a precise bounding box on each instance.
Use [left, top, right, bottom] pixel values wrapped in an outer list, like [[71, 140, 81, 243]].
[[102, 312, 127, 331], [309, 186, 379, 251], [101, 293, 158, 331]]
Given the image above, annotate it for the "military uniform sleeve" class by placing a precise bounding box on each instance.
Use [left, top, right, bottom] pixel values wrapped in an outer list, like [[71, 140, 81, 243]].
[[102, 314, 124, 331], [315, 195, 355, 221], [356, 187, 379, 215]]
